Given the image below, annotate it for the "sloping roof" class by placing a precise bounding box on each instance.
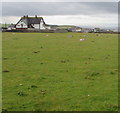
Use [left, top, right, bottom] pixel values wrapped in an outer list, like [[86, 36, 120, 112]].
[[25, 17, 43, 24]]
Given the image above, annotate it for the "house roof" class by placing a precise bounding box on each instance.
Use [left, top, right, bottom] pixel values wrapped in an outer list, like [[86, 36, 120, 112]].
[[28, 18, 42, 24], [24, 17, 44, 25], [16, 16, 45, 25]]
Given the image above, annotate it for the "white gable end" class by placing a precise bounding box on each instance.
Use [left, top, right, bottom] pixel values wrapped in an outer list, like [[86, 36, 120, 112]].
[[40, 20, 46, 29], [16, 19, 27, 28], [33, 24, 40, 29]]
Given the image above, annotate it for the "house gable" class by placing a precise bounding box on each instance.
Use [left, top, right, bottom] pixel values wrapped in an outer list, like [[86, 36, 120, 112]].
[[16, 18, 28, 29]]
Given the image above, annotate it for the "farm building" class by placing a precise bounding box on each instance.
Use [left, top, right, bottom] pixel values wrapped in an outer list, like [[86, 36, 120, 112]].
[[93, 28, 108, 33], [14, 15, 51, 30], [7, 24, 16, 30], [68, 27, 82, 32], [81, 28, 93, 33]]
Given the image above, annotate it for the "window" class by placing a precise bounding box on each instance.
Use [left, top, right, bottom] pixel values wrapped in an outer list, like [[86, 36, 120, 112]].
[[21, 24, 23, 28]]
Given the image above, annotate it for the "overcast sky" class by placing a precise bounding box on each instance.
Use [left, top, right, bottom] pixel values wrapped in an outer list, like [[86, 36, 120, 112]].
[[1, 2, 118, 29]]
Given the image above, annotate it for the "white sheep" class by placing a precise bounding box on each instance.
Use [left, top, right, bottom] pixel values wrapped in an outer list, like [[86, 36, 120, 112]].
[[80, 38, 85, 41]]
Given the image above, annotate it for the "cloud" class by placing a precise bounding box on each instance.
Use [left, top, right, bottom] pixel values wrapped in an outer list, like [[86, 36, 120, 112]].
[[2, 14, 118, 29], [1, 2, 118, 29], [2, 2, 118, 16], [2, 0, 119, 2]]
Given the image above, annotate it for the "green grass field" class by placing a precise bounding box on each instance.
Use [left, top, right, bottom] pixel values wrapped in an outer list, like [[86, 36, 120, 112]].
[[2, 32, 118, 111]]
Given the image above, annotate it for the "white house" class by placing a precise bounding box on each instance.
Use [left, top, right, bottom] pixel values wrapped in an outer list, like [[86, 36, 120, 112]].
[[15, 15, 51, 30]]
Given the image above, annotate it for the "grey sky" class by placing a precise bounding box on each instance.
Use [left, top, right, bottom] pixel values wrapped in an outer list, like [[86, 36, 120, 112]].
[[1, 2, 118, 29], [2, 2, 118, 16]]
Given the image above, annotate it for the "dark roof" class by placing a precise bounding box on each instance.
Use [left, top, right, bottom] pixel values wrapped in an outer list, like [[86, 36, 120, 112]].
[[25, 17, 43, 24]]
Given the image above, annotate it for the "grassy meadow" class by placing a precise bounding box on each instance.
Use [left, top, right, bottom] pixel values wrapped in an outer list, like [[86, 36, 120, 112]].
[[2, 32, 118, 111]]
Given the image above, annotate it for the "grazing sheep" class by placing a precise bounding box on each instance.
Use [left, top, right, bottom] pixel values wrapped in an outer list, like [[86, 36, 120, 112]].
[[88, 94, 90, 97], [19, 84, 23, 86], [80, 38, 85, 41]]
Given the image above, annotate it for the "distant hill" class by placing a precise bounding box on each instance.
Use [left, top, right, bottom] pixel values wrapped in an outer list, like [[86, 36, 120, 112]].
[[53, 25, 77, 30], [0, 23, 10, 28]]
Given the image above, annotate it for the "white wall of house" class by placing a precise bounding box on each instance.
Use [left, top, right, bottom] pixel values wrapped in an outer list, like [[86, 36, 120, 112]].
[[33, 23, 47, 29], [16, 19, 27, 28], [40, 19, 46, 29], [32, 21, 47, 29], [7, 27, 16, 30], [76, 29, 82, 32], [33, 24, 40, 29], [7, 27, 12, 30]]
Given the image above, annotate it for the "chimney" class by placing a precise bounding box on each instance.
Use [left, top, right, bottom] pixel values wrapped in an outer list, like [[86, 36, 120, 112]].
[[35, 15, 37, 18]]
